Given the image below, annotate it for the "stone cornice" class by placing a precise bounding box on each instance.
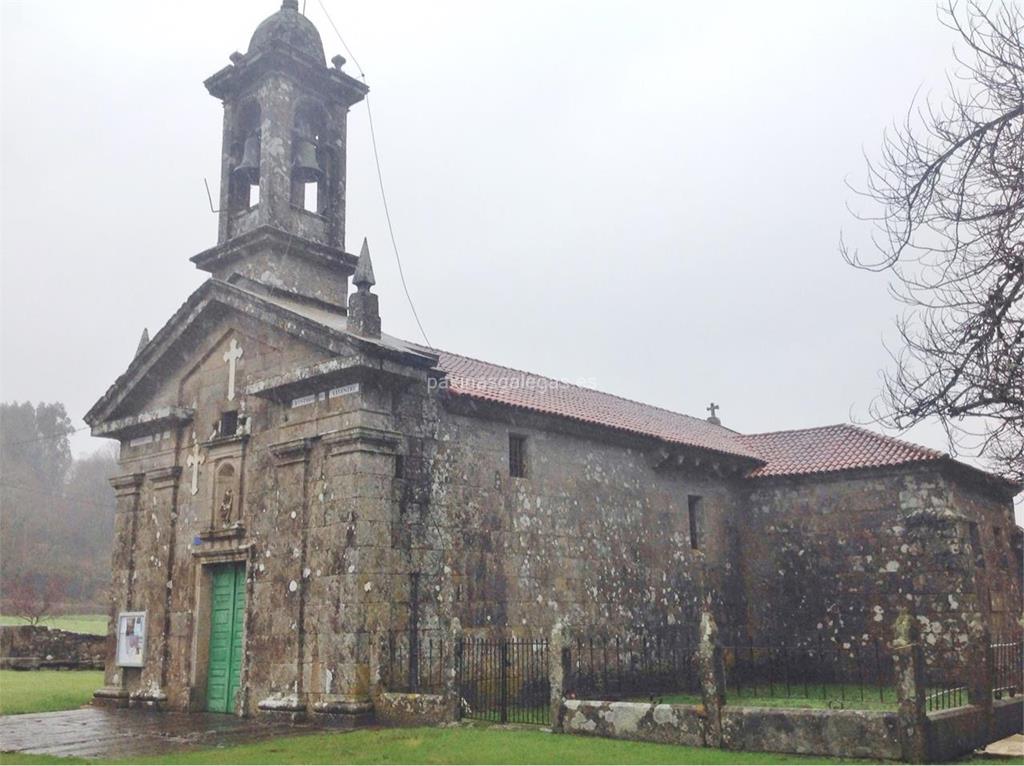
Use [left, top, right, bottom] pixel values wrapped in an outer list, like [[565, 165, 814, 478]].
[[270, 437, 317, 466], [246, 356, 363, 400], [322, 426, 401, 457], [91, 407, 194, 441], [191, 540, 254, 562], [189, 225, 357, 277], [109, 473, 145, 496], [148, 466, 182, 489], [205, 48, 368, 105]]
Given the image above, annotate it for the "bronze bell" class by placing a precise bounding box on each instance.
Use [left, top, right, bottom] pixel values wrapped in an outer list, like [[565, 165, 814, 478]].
[[233, 133, 260, 185], [292, 137, 323, 183]]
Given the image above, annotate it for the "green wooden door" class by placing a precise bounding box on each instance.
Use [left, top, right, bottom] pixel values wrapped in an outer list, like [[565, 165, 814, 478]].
[[206, 563, 245, 713]]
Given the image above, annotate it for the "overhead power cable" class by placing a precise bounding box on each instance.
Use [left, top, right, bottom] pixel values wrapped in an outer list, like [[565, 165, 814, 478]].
[[316, 0, 433, 349]]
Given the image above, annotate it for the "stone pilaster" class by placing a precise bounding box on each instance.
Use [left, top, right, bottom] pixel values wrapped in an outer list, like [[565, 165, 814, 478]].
[[128, 465, 182, 710], [93, 473, 144, 708], [696, 608, 726, 748], [255, 437, 315, 720], [549, 620, 570, 732], [306, 425, 398, 725], [892, 609, 928, 764], [967, 620, 994, 742]]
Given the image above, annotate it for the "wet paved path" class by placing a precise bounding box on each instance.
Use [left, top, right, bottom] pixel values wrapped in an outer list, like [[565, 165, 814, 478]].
[[0, 707, 314, 760]]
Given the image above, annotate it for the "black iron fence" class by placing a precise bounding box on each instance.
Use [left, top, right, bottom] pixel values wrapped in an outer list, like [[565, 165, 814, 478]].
[[382, 629, 448, 693], [722, 639, 897, 710], [382, 624, 1015, 721], [565, 629, 699, 701], [457, 636, 550, 725], [925, 682, 967, 711], [991, 638, 1022, 700], [924, 656, 970, 712]]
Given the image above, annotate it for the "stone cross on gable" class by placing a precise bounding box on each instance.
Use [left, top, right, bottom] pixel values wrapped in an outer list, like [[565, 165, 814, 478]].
[[707, 402, 720, 419], [223, 338, 244, 401], [186, 434, 205, 496]]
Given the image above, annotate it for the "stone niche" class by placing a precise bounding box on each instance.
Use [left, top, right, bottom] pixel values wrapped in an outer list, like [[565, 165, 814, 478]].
[[202, 434, 248, 535]]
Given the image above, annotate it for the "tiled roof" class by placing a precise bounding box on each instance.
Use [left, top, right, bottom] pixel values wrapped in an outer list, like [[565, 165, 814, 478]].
[[434, 350, 761, 461], [89, 277, 976, 483], [739, 424, 947, 478]]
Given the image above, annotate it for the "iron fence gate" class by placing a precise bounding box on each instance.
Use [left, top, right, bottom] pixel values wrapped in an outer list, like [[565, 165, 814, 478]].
[[457, 637, 550, 725]]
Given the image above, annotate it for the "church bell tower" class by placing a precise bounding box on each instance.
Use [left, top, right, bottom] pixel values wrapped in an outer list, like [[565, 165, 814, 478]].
[[191, 0, 368, 309]]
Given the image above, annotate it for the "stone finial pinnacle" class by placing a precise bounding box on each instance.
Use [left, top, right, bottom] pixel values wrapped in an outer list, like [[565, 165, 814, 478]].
[[135, 328, 150, 357], [282, 0, 299, 11], [354, 237, 376, 290], [348, 237, 381, 339]]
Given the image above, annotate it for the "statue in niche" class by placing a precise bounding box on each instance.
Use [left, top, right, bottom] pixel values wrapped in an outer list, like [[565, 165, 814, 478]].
[[218, 488, 234, 526], [213, 462, 237, 527]]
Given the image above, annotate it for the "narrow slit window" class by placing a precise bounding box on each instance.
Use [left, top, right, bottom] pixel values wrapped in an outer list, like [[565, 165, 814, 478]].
[[395, 454, 405, 479], [687, 495, 702, 550], [509, 434, 526, 478], [249, 184, 260, 208]]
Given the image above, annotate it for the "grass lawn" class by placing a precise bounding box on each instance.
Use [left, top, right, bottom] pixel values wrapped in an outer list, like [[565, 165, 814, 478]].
[[0, 725, 872, 765], [641, 684, 897, 711], [0, 670, 103, 716], [0, 615, 106, 636]]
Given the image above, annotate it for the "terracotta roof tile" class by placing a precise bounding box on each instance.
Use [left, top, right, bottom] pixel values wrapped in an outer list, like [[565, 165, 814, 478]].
[[89, 279, 968, 482], [739, 424, 946, 478], [434, 350, 760, 461]]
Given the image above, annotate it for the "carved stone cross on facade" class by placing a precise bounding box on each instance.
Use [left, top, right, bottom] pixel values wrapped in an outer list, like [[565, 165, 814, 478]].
[[186, 434, 205, 496], [223, 338, 244, 401]]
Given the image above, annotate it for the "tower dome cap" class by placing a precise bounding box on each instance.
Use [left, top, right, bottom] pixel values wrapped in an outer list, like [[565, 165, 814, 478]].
[[248, 1, 326, 65]]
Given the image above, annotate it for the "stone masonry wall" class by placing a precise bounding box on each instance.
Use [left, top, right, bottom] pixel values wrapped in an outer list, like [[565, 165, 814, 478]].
[[426, 404, 748, 640], [0, 625, 105, 670], [740, 467, 1021, 668]]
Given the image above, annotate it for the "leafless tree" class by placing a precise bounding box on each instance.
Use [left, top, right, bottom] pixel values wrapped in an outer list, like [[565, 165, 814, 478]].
[[842, 1, 1024, 486], [5, 572, 69, 627]]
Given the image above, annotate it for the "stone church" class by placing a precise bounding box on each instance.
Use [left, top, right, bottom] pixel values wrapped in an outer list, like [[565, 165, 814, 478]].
[[85, 1, 1022, 719]]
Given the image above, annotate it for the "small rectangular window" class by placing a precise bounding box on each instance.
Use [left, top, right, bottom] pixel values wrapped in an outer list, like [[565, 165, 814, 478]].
[[395, 454, 405, 479], [509, 434, 527, 478], [219, 410, 238, 437], [687, 495, 702, 550]]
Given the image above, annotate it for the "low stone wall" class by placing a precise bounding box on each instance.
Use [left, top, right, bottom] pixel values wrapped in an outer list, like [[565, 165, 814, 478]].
[[926, 699, 1024, 762], [561, 700, 708, 747], [561, 700, 901, 761], [0, 625, 105, 670], [992, 697, 1024, 741], [721, 706, 900, 760], [375, 692, 457, 727]]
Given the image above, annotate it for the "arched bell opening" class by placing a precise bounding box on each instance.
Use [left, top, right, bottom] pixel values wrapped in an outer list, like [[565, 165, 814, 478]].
[[229, 100, 262, 211], [291, 101, 330, 216]]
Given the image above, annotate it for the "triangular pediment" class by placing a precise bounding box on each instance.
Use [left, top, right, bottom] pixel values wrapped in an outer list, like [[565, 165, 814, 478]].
[[85, 279, 435, 431]]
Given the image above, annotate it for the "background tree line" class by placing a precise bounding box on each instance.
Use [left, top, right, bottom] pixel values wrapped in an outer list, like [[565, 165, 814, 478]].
[[0, 401, 116, 619]]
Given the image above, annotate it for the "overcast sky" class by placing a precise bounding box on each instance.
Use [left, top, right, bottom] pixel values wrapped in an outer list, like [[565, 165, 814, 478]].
[[1, 0, 1015, 512]]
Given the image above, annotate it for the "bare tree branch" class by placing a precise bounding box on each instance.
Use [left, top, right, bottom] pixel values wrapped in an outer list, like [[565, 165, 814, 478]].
[[842, 0, 1024, 486]]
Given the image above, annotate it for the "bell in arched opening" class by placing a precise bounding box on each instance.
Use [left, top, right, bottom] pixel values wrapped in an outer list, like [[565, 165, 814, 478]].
[[292, 136, 323, 183], [233, 132, 261, 185]]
